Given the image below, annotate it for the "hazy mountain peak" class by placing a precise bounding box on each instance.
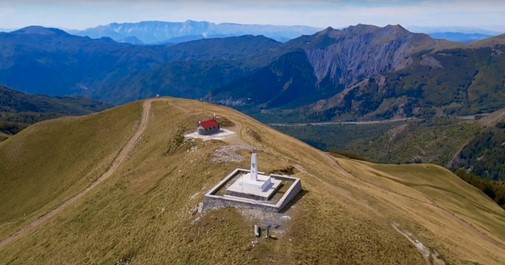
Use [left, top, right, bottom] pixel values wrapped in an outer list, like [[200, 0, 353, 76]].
[[385, 24, 408, 31], [343, 24, 410, 36], [13, 26, 69, 36], [383, 24, 410, 36], [346, 23, 381, 32]]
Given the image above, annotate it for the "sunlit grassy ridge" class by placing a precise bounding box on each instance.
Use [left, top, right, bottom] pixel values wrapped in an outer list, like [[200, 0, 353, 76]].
[[0, 103, 140, 239], [0, 98, 504, 264]]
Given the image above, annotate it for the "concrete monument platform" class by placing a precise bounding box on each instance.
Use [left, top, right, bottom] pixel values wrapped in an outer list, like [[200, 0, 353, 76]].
[[203, 153, 302, 212], [226, 154, 282, 200], [227, 174, 282, 200]]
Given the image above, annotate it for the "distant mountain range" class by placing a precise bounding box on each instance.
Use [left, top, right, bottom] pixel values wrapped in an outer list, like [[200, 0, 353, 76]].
[[4, 21, 501, 44], [406, 26, 501, 43], [428, 32, 494, 43], [72, 21, 500, 44], [407, 26, 501, 35], [1, 24, 505, 123], [71, 20, 321, 44]]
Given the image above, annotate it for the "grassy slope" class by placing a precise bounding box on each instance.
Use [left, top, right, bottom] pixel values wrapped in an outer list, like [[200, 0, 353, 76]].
[[0, 98, 504, 264], [0, 131, 9, 141], [337, 159, 505, 264], [0, 103, 141, 239]]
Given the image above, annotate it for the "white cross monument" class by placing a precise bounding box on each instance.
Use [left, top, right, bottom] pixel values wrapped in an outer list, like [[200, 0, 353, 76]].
[[226, 153, 282, 200]]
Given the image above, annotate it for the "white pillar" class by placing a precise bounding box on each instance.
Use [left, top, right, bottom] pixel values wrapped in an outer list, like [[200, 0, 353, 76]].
[[250, 153, 258, 181]]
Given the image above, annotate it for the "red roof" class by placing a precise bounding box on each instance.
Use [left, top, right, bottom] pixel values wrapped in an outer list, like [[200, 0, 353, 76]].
[[200, 119, 219, 129]]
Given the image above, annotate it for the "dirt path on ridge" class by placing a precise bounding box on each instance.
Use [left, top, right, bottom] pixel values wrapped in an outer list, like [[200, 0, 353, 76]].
[[0, 99, 153, 249]]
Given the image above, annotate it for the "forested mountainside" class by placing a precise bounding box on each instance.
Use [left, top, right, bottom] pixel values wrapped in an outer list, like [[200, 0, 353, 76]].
[[3, 24, 504, 123], [0, 85, 109, 140], [0, 26, 280, 103]]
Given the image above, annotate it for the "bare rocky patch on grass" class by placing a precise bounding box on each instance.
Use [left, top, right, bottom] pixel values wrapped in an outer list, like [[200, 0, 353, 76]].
[[392, 223, 446, 265], [211, 144, 256, 163], [238, 208, 295, 237]]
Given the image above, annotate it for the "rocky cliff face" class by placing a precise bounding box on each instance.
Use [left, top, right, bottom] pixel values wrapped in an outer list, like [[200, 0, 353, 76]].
[[210, 24, 458, 120], [210, 24, 505, 122], [301, 24, 447, 87]]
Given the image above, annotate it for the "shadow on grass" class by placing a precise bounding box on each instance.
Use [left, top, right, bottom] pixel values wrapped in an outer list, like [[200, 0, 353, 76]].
[[279, 189, 308, 214]]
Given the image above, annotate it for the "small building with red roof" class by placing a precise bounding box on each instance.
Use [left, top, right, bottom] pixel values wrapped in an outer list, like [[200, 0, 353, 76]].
[[197, 115, 220, 135]]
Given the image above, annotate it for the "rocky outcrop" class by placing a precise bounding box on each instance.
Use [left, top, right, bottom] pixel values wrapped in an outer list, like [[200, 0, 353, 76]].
[[303, 24, 447, 87]]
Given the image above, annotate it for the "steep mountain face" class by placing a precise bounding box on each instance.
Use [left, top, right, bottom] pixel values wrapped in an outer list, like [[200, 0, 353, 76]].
[[73, 20, 321, 44], [310, 40, 505, 121], [211, 25, 505, 122], [210, 24, 459, 119], [1, 98, 504, 264], [293, 25, 447, 86], [211, 51, 323, 109]]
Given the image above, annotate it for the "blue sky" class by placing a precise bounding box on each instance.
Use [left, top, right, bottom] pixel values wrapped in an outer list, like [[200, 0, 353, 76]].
[[1, 0, 504, 32]]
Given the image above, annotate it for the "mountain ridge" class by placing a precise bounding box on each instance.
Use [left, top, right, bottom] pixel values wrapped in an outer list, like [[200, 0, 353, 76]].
[[209, 24, 460, 115], [2, 23, 505, 122], [0, 98, 504, 264], [0, 28, 280, 103], [10, 26, 70, 36], [73, 20, 321, 44], [210, 24, 505, 122]]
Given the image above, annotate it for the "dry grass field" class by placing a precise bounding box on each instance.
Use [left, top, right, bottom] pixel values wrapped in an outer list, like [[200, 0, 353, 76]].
[[0, 98, 504, 264]]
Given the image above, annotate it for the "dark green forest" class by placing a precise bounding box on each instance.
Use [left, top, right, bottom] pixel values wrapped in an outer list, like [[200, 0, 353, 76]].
[[454, 123, 505, 180], [455, 169, 505, 208]]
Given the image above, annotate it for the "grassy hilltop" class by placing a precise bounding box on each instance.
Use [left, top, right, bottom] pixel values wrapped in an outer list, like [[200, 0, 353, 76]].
[[0, 98, 504, 264]]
